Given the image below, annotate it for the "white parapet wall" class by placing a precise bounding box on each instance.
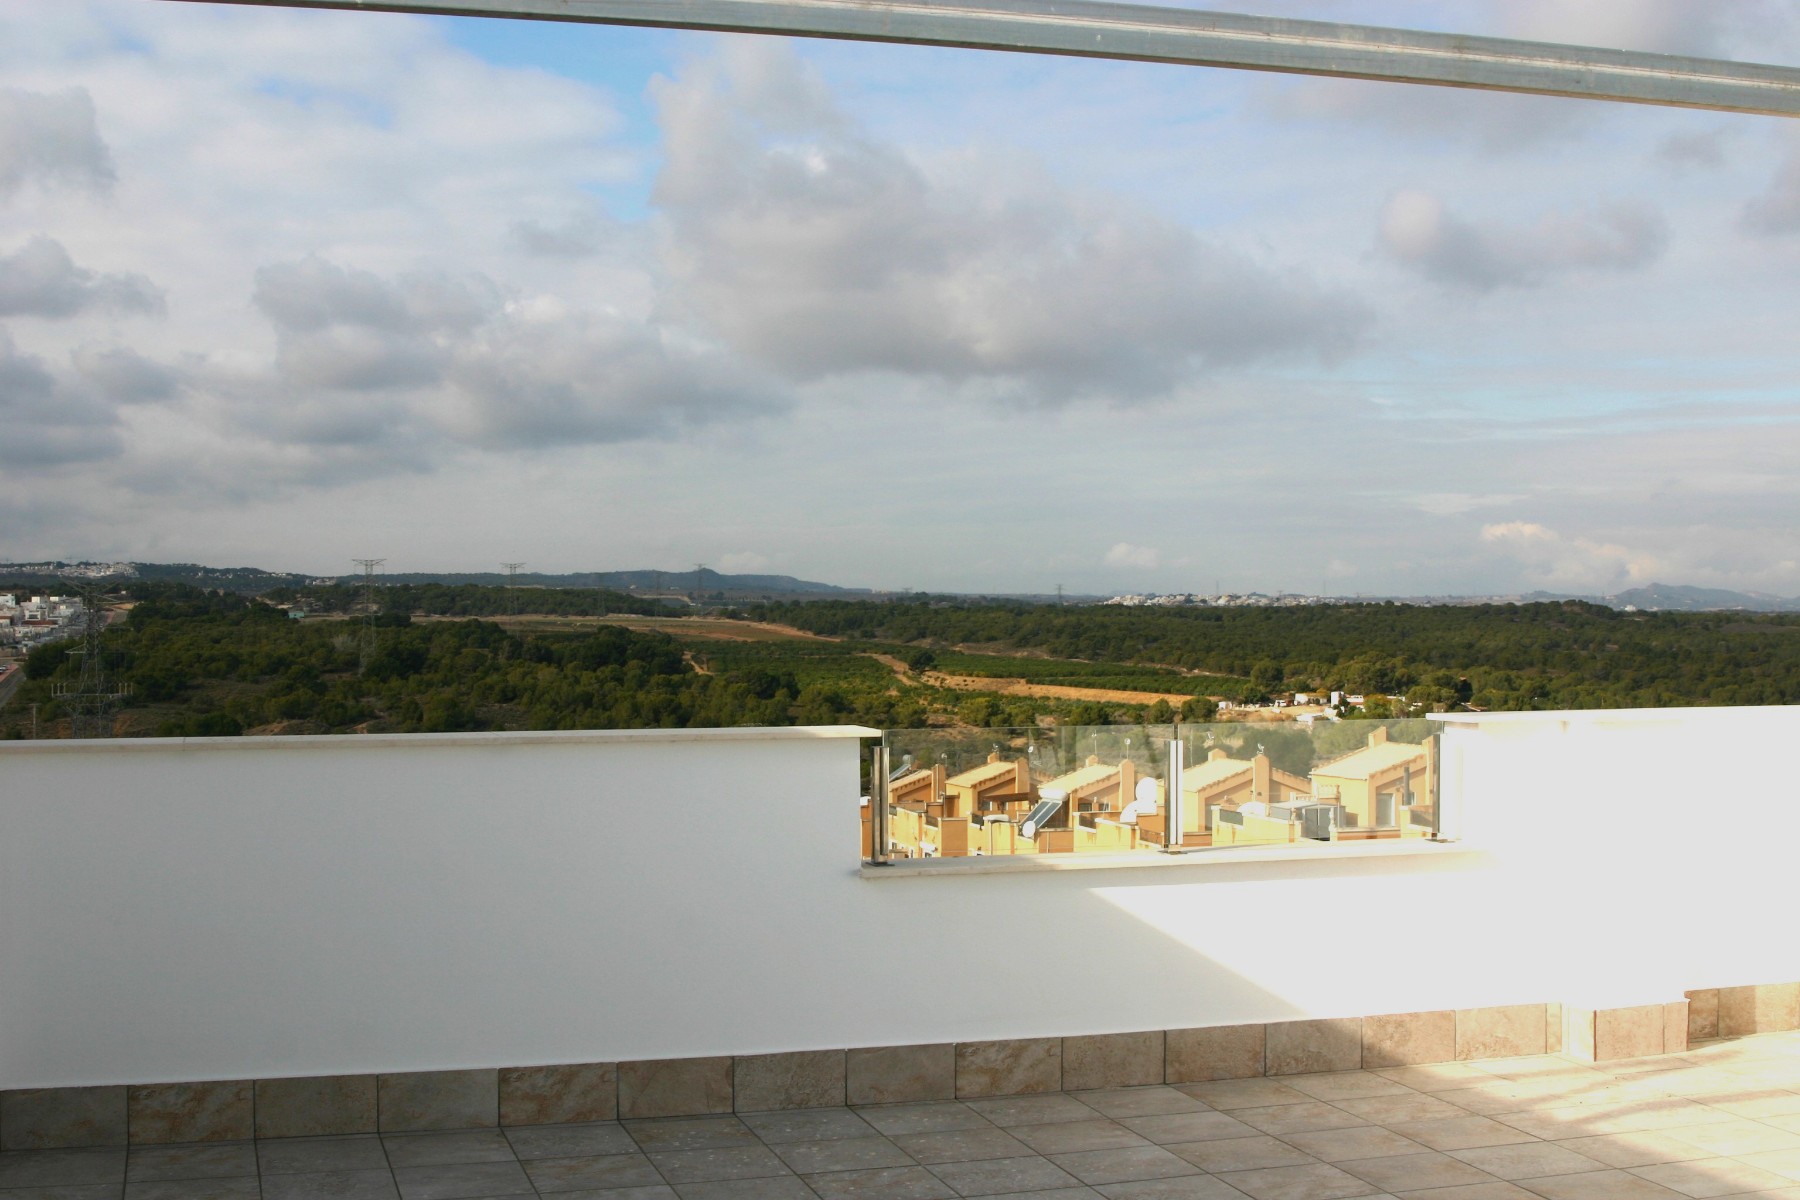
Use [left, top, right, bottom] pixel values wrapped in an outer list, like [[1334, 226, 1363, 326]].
[[2, 710, 1797, 1088]]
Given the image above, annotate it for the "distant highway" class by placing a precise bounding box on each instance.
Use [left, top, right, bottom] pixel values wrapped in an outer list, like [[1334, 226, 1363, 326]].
[[0, 663, 22, 710]]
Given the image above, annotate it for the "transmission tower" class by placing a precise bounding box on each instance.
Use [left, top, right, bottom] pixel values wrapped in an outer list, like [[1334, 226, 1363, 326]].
[[52, 581, 132, 738], [693, 563, 706, 607], [502, 562, 525, 617], [352, 558, 385, 676]]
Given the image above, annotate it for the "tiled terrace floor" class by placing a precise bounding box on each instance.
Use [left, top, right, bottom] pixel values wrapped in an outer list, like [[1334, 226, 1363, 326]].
[[14, 1034, 1800, 1200]]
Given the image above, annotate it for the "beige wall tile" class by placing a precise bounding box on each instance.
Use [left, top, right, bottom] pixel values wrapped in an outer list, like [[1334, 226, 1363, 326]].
[[0, 1086, 127, 1150], [127, 1081, 252, 1144], [1165, 1025, 1266, 1083], [1564, 1008, 1597, 1063], [255, 1075, 377, 1139], [1546, 1003, 1564, 1056], [1362, 1011, 1455, 1068], [1062, 1032, 1165, 1091], [733, 1050, 846, 1112], [618, 1057, 733, 1119], [1685, 990, 1720, 1042], [1455, 1006, 1547, 1061], [955, 1038, 1061, 1098], [377, 1069, 498, 1131], [1720, 984, 1800, 1037], [1662, 1003, 1688, 1055], [1265, 1018, 1362, 1075], [1594, 1006, 1665, 1061], [846, 1044, 956, 1105], [500, 1063, 617, 1126]]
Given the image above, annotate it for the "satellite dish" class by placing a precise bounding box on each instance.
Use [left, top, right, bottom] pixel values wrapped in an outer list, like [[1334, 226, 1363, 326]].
[[1123, 776, 1159, 824]]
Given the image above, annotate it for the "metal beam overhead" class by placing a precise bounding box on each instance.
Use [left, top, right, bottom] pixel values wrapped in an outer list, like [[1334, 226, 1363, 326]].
[[171, 0, 1800, 118]]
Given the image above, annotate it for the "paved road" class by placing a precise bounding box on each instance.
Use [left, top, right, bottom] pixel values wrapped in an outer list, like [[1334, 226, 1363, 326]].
[[0, 664, 22, 710]]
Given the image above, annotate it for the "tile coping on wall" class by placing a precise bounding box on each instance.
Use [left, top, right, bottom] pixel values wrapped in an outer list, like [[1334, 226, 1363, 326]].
[[4, 985, 1787, 1150], [861, 838, 1474, 876], [0, 724, 881, 755]]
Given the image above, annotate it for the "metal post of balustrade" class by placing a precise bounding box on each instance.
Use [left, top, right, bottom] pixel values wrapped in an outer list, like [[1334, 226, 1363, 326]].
[[868, 743, 892, 866], [1163, 732, 1184, 853]]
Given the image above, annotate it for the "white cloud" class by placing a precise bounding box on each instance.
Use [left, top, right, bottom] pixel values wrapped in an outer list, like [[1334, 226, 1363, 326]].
[[1479, 521, 1661, 592], [652, 41, 1369, 401], [0, 86, 112, 199], [0, 235, 162, 318], [1379, 190, 1666, 291], [1104, 543, 1160, 569]]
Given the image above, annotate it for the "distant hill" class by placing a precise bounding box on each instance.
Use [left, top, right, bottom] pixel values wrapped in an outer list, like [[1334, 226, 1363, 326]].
[[1607, 583, 1800, 613], [0, 561, 869, 598]]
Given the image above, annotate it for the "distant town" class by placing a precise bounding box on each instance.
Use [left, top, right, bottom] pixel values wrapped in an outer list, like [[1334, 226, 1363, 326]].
[[5, 561, 1800, 613]]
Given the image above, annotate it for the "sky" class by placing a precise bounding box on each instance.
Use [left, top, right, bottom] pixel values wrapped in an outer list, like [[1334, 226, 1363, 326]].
[[3, 1, 1800, 597]]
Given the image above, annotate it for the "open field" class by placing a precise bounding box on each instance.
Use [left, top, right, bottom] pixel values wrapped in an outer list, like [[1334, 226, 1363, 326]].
[[415, 613, 833, 642]]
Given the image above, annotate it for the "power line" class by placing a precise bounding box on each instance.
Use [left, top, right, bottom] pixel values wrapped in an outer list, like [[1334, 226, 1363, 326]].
[[502, 562, 526, 617], [52, 581, 132, 738], [352, 558, 385, 676]]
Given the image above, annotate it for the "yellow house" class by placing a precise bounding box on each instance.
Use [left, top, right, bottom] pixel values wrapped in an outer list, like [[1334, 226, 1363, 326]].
[[1037, 755, 1137, 828], [945, 753, 1031, 821], [1176, 749, 1312, 836], [1309, 727, 1434, 831]]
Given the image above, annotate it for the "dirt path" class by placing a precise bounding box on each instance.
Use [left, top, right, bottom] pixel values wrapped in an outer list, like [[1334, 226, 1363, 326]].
[[927, 673, 1196, 706]]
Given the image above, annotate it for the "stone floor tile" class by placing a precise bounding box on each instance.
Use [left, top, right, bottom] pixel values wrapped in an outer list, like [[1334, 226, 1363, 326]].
[[1665, 1121, 1800, 1156], [1337, 1153, 1499, 1192], [0, 1185, 123, 1200], [1286, 1077, 1417, 1104], [126, 1141, 259, 1181], [647, 1144, 792, 1184], [504, 1121, 638, 1160], [523, 1152, 665, 1192], [257, 1134, 390, 1175], [1166, 1136, 1317, 1173], [0, 1149, 129, 1189], [964, 1096, 1100, 1128], [1450, 1145, 1610, 1181], [1628, 1157, 1798, 1198], [1548, 1136, 1706, 1170], [742, 1109, 880, 1145], [856, 1104, 994, 1137], [1283, 1129, 1431, 1164], [927, 1153, 1084, 1196], [539, 1187, 674, 1199], [123, 1178, 259, 1200], [1214, 1162, 1382, 1200], [1386, 1119, 1536, 1153], [1177, 1083, 1313, 1112], [623, 1117, 757, 1153], [1074, 1091, 1212, 1120], [1235, 1106, 1370, 1137], [891, 1127, 1031, 1165], [804, 1163, 959, 1199], [392, 1159, 533, 1200], [1011, 1121, 1152, 1155], [1732, 1150, 1800, 1182], [261, 1168, 400, 1200], [1048, 1145, 1200, 1186], [1122, 1113, 1258, 1146], [1699, 1091, 1800, 1120], [674, 1175, 819, 1199], [772, 1136, 912, 1174], [1096, 1177, 1259, 1200], [1512, 1169, 1689, 1200], [1374, 1067, 1496, 1094], [1438, 1086, 1550, 1119], [1334, 1097, 1469, 1126], [381, 1129, 518, 1168], [1391, 1183, 1540, 1200]]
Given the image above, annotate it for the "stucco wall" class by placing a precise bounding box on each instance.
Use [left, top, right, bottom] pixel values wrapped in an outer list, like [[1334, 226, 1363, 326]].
[[2, 710, 1795, 1088]]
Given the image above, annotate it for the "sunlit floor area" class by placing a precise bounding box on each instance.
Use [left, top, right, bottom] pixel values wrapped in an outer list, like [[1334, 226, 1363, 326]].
[[10, 1034, 1800, 1200]]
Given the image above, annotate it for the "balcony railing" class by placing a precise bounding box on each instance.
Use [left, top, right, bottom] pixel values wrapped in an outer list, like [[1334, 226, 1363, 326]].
[[865, 718, 1440, 864]]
